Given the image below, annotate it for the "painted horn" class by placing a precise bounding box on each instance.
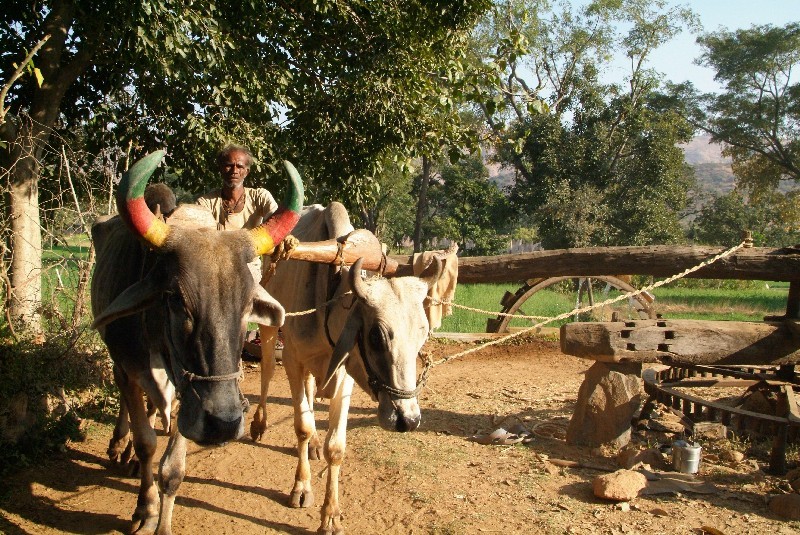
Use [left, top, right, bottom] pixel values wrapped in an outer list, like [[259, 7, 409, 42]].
[[116, 150, 171, 249], [248, 160, 304, 256]]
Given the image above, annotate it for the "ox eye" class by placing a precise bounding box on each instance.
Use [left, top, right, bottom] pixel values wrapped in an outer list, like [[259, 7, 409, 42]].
[[368, 325, 392, 351]]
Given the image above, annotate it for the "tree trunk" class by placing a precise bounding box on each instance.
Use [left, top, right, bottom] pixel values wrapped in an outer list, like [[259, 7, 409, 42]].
[[4, 2, 97, 335], [8, 126, 45, 335], [412, 155, 431, 253]]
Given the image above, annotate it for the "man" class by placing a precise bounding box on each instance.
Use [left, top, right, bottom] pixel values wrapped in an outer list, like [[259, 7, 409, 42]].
[[196, 144, 278, 231]]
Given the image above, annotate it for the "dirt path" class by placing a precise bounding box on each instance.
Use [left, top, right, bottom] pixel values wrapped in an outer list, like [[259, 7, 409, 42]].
[[1, 336, 798, 534]]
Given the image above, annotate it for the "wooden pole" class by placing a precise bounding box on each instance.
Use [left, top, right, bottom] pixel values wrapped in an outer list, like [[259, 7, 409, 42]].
[[390, 245, 800, 283]]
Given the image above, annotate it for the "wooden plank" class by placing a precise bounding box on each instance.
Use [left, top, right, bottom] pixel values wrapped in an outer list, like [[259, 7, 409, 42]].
[[783, 385, 800, 424], [662, 379, 761, 388], [429, 327, 559, 342], [785, 318, 800, 339], [389, 245, 800, 284], [560, 319, 800, 365]]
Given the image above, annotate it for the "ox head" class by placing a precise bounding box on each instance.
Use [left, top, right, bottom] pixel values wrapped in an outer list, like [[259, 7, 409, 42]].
[[92, 150, 303, 445], [323, 257, 442, 433]]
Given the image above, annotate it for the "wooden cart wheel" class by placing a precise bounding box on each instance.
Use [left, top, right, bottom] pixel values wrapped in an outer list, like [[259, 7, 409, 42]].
[[486, 276, 655, 333]]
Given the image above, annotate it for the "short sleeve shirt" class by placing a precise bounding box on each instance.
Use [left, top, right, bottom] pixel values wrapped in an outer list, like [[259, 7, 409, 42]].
[[196, 187, 279, 231]]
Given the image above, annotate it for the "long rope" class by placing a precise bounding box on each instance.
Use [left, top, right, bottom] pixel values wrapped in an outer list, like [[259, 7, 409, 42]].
[[272, 240, 748, 369], [425, 240, 749, 367]]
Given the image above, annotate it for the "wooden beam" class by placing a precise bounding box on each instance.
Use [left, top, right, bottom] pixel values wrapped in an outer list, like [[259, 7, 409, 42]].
[[390, 245, 800, 284], [560, 319, 800, 366]]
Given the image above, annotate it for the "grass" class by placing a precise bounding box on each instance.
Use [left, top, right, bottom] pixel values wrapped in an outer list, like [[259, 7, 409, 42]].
[[439, 279, 790, 333]]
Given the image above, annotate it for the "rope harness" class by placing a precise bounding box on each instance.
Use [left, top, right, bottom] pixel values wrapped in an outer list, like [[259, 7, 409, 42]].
[[354, 331, 433, 400]]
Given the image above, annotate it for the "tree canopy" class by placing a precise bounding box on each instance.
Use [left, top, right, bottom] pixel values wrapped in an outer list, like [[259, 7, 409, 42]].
[[469, 0, 697, 248], [670, 22, 800, 194], [1, 0, 491, 332]]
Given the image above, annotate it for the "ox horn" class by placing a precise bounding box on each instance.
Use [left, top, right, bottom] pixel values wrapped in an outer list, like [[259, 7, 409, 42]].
[[248, 160, 304, 257], [349, 258, 369, 301], [117, 150, 171, 249], [419, 256, 443, 289]]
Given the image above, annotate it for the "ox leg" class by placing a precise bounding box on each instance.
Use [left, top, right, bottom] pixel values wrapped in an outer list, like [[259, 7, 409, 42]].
[[285, 355, 316, 509], [305, 372, 322, 460], [318, 371, 354, 535], [250, 325, 278, 441], [109, 365, 139, 474], [155, 430, 187, 535], [116, 372, 160, 534], [146, 396, 158, 429], [109, 398, 135, 464]]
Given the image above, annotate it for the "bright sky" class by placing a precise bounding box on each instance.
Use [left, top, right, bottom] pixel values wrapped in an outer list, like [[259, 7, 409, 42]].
[[620, 0, 799, 93]]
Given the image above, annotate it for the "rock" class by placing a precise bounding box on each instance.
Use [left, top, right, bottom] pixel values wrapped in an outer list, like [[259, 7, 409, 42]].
[[719, 449, 745, 464], [692, 421, 728, 440], [645, 419, 685, 434], [740, 389, 776, 415], [617, 447, 665, 470], [786, 468, 800, 482], [769, 493, 800, 520], [567, 362, 643, 448], [593, 469, 648, 502], [786, 468, 800, 493]]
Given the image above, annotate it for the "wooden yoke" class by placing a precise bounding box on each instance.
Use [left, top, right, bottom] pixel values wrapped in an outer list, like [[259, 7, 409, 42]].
[[288, 228, 400, 276]]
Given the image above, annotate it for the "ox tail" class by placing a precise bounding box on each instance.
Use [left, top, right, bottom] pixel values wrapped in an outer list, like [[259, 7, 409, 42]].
[[116, 150, 171, 249], [248, 160, 304, 256]]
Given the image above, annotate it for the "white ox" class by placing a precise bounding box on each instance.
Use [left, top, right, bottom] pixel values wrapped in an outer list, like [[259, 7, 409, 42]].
[[251, 202, 440, 535]]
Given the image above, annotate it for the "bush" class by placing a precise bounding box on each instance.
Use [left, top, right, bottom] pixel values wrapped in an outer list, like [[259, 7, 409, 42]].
[[0, 335, 117, 480]]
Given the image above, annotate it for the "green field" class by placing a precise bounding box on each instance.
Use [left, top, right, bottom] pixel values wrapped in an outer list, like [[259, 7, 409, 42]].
[[439, 280, 790, 333], [10, 239, 795, 336]]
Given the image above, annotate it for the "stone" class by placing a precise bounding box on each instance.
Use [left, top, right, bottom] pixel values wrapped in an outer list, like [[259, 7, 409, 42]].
[[769, 493, 800, 520], [617, 447, 665, 470], [786, 468, 800, 493], [567, 362, 643, 448], [593, 469, 648, 502], [719, 449, 745, 464], [692, 421, 728, 440]]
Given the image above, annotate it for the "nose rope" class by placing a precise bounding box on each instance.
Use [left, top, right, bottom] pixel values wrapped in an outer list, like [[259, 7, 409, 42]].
[[181, 369, 243, 382], [180, 363, 250, 412]]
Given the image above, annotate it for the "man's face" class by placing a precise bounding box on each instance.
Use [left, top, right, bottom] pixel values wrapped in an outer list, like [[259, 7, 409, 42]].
[[219, 151, 250, 189]]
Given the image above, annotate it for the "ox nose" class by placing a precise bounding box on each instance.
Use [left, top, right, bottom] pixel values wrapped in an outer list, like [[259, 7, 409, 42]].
[[395, 411, 421, 433], [199, 411, 244, 445]]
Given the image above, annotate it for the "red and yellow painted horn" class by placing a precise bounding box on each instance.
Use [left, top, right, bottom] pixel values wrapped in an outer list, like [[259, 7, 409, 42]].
[[116, 150, 171, 248], [248, 160, 304, 256]]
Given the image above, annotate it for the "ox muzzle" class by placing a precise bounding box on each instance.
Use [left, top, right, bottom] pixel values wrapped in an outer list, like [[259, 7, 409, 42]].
[[177, 368, 247, 445]]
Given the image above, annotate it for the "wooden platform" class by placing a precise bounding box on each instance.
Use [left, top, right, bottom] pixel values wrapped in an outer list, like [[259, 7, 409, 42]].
[[560, 319, 800, 366]]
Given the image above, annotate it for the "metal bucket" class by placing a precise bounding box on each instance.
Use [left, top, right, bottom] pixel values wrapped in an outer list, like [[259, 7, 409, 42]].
[[672, 440, 702, 474]]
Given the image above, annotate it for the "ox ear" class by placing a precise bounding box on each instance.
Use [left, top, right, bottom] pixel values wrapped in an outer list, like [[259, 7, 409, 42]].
[[321, 312, 363, 391], [248, 284, 286, 327], [91, 276, 165, 329]]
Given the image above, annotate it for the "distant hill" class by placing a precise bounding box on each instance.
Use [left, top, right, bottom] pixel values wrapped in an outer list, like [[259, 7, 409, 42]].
[[680, 135, 736, 195], [486, 134, 737, 197]]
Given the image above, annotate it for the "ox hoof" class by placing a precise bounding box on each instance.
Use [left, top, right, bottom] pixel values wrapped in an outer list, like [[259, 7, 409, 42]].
[[129, 512, 158, 535], [108, 434, 133, 464], [249, 413, 267, 442], [317, 516, 344, 535], [109, 438, 140, 477], [289, 487, 314, 508]]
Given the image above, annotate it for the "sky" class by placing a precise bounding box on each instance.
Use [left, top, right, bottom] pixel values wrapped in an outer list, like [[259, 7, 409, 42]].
[[610, 0, 800, 93]]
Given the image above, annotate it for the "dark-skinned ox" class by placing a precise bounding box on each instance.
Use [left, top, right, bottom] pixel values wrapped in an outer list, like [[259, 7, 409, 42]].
[[90, 150, 303, 535]]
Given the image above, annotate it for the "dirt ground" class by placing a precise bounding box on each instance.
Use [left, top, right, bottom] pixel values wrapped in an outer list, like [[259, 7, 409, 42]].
[[2, 335, 800, 535]]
